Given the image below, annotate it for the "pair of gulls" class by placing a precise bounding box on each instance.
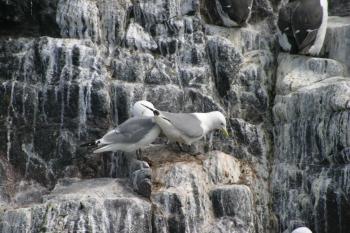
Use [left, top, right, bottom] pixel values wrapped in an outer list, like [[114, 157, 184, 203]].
[[82, 101, 229, 154]]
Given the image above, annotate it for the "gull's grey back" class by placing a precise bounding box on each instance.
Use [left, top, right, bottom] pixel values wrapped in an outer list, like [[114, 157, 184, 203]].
[[161, 112, 203, 138], [102, 117, 156, 144]]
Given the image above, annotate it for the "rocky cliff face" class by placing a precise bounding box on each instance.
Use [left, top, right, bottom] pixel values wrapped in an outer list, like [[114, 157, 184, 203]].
[[0, 0, 349, 233], [272, 15, 350, 233]]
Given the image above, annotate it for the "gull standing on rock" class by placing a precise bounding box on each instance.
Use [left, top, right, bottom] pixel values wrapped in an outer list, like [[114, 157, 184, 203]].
[[142, 104, 229, 149], [80, 101, 160, 154]]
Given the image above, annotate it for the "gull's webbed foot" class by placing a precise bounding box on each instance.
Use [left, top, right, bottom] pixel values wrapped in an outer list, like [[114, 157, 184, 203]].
[[175, 142, 199, 156], [176, 142, 184, 152]]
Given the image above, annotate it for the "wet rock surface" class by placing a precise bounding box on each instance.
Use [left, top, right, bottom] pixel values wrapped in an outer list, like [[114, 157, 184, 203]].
[[322, 16, 350, 73], [0, 150, 257, 233], [0, 178, 153, 233], [0, 0, 349, 233], [329, 0, 350, 16], [272, 54, 350, 232], [211, 185, 254, 233]]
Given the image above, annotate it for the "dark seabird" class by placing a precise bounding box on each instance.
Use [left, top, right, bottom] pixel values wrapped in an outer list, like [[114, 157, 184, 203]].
[[278, 0, 328, 55], [216, 0, 253, 26]]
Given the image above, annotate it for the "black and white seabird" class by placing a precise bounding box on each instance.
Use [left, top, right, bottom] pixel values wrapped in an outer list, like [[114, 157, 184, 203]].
[[216, 0, 253, 27], [277, 0, 328, 55]]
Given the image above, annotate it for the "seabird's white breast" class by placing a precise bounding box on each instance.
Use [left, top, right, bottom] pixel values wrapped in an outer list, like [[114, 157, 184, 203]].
[[308, 0, 328, 55]]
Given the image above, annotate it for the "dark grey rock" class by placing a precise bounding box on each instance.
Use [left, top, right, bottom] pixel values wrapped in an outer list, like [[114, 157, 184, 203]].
[[146, 149, 254, 233], [179, 67, 209, 88], [126, 21, 158, 51], [276, 53, 347, 95], [152, 191, 187, 233], [329, 0, 350, 16], [0, 37, 111, 186], [111, 51, 155, 83], [144, 62, 173, 85], [211, 185, 254, 232], [129, 160, 152, 198], [209, 217, 251, 233], [131, 169, 152, 198], [13, 180, 48, 206], [207, 36, 243, 97], [323, 16, 350, 73], [0, 178, 153, 233], [0, 0, 60, 37], [273, 51, 350, 232], [56, 0, 132, 46]]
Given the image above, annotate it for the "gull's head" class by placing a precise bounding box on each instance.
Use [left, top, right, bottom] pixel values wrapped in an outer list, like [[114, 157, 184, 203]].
[[208, 111, 229, 137], [291, 227, 312, 233], [132, 100, 155, 117]]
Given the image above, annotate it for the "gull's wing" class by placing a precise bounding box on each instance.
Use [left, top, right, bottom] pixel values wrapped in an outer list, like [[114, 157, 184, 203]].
[[100, 117, 156, 145], [161, 112, 203, 138]]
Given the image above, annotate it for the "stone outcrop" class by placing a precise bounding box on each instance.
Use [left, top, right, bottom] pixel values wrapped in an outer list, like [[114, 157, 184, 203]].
[[0, 178, 153, 233], [0, 150, 258, 233], [272, 53, 350, 233], [271, 5, 350, 233], [329, 0, 350, 16], [322, 16, 350, 73]]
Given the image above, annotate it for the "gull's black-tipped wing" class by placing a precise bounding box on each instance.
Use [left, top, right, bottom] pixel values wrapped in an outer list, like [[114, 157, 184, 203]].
[[101, 117, 156, 144]]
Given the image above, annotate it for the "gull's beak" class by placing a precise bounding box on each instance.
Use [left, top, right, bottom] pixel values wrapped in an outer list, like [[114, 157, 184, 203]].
[[220, 127, 229, 138]]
